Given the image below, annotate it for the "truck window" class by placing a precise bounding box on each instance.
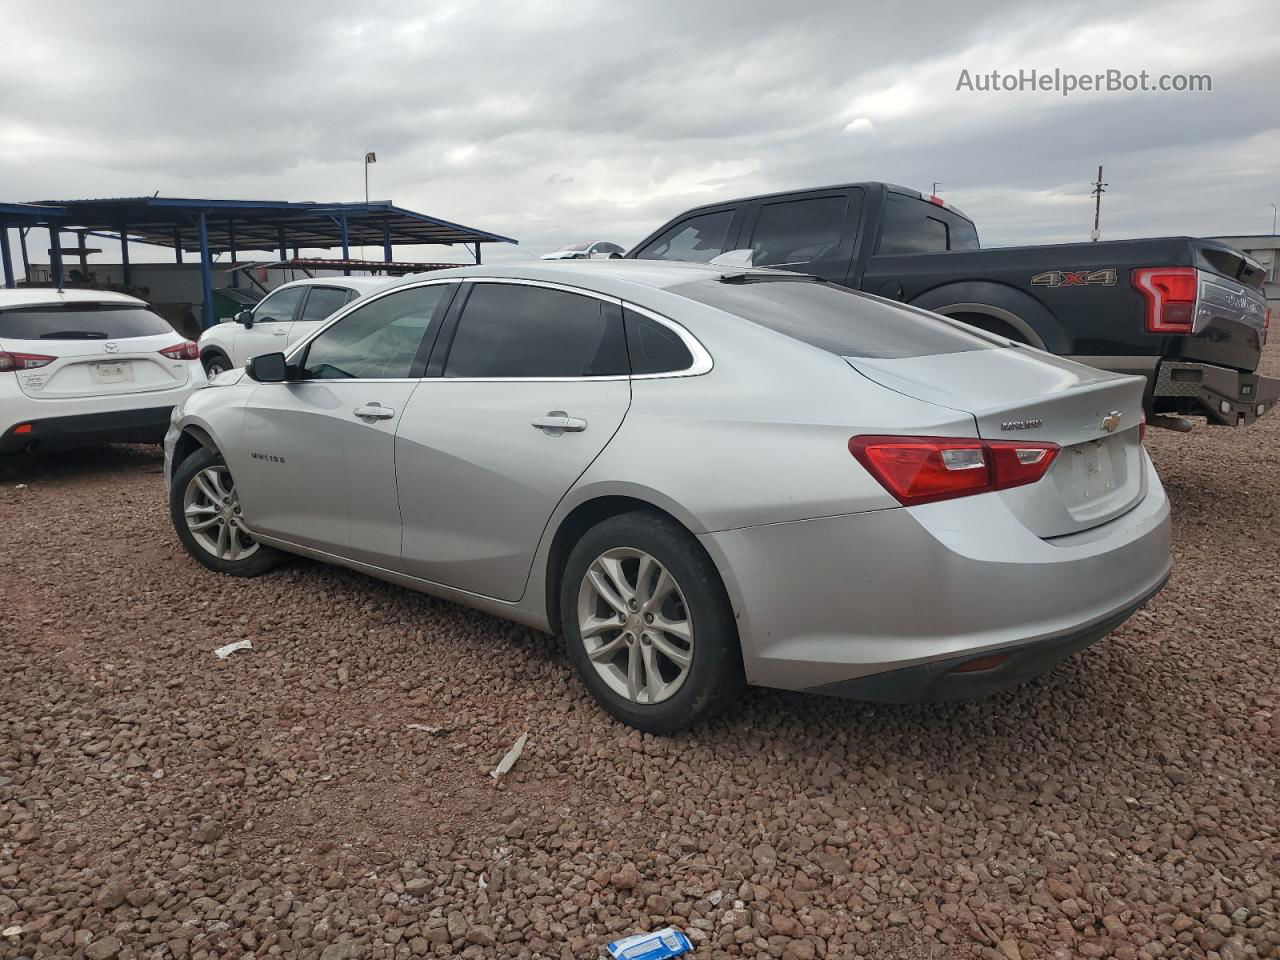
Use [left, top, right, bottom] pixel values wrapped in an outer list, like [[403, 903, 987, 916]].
[[634, 209, 735, 262], [748, 196, 850, 269], [877, 193, 979, 255]]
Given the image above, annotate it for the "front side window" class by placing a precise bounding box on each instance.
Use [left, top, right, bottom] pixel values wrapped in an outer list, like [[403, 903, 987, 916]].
[[301, 284, 449, 380], [443, 283, 627, 378], [749, 196, 849, 268], [300, 287, 352, 322], [253, 286, 305, 323], [634, 209, 735, 263]]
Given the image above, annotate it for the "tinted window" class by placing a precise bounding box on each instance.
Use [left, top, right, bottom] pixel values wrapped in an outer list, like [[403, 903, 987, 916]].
[[302, 284, 448, 379], [749, 196, 848, 267], [624, 308, 694, 374], [444, 284, 627, 378], [635, 210, 735, 262], [253, 286, 305, 322], [670, 278, 994, 359], [0, 304, 174, 340], [300, 286, 351, 322], [877, 193, 980, 255]]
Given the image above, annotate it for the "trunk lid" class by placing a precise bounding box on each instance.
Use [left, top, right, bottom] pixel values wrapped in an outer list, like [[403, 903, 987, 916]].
[[1, 334, 192, 399], [847, 346, 1147, 538]]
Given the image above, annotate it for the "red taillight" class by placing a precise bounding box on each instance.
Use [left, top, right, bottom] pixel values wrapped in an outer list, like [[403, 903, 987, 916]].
[[0, 351, 56, 372], [849, 435, 1060, 506], [159, 341, 200, 361], [1132, 267, 1197, 334], [1265, 306, 1272, 345]]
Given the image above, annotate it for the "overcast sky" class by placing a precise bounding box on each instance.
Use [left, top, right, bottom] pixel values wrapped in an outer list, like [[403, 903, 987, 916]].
[[1, 0, 1276, 270]]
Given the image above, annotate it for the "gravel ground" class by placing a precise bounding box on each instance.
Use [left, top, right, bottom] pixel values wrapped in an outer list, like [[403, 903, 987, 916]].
[[1, 347, 1277, 960]]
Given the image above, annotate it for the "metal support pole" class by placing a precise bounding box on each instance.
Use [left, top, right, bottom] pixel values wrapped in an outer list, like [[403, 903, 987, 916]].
[[474, 241, 481, 265], [383, 219, 392, 262], [173, 226, 184, 264], [339, 214, 350, 275], [228, 220, 238, 288], [49, 226, 64, 287], [119, 226, 131, 287], [278, 226, 288, 263], [0, 225, 14, 289], [198, 211, 214, 330], [19, 227, 30, 279]]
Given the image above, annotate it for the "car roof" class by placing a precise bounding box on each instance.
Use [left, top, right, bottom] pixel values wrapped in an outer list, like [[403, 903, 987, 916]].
[[383, 258, 740, 295], [274, 276, 389, 292], [0, 288, 147, 309]]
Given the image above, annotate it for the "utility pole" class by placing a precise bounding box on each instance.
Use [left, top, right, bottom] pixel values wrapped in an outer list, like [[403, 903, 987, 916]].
[[1091, 165, 1107, 242], [362, 151, 377, 261], [1270, 202, 1277, 235], [932, 181, 940, 197]]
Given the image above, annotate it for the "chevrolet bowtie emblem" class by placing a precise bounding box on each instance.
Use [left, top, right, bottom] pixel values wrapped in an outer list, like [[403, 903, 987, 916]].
[[1101, 410, 1123, 433]]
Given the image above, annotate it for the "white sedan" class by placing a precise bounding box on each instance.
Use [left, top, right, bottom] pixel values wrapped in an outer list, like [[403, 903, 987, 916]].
[[1, 288, 206, 453], [198, 277, 388, 375]]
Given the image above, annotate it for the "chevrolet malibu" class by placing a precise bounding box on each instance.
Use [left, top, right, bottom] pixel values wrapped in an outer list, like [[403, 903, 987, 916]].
[[164, 260, 1172, 733]]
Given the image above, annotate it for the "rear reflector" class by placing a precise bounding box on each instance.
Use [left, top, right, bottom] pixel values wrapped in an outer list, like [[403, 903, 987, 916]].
[[849, 435, 1060, 506], [159, 341, 200, 360], [1132, 267, 1197, 334], [0, 351, 56, 372], [949, 653, 1009, 674], [14, 423, 33, 435]]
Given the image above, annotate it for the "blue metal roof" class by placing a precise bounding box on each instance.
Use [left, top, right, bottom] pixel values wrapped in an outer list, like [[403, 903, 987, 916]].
[[3, 196, 516, 252]]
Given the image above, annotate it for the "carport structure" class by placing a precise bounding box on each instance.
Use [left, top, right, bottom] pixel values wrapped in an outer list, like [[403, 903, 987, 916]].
[[0, 197, 517, 327]]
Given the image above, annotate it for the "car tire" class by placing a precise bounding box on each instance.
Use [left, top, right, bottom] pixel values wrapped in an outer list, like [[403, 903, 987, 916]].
[[560, 511, 744, 734], [170, 446, 281, 577], [201, 349, 232, 377]]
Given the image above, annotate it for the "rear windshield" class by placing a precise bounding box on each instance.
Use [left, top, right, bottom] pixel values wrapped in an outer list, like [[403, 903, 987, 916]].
[[668, 277, 994, 359], [0, 303, 175, 340]]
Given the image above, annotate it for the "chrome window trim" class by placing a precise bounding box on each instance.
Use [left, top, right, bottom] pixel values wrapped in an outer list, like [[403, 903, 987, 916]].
[[270, 275, 714, 385]]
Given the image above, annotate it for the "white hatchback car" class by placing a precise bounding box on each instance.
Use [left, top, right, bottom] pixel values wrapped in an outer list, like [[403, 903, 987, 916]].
[[198, 277, 388, 375], [1, 288, 206, 454]]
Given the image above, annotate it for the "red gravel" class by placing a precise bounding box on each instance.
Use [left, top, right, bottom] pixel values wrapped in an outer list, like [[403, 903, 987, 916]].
[[0, 346, 1277, 960]]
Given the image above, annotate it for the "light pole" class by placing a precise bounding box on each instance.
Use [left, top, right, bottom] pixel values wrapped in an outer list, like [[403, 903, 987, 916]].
[[1271, 202, 1277, 235], [363, 152, 377, 260]]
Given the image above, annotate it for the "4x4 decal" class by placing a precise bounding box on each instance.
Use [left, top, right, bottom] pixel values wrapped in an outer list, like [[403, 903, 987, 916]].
[[1032, 269, 1117, 288]]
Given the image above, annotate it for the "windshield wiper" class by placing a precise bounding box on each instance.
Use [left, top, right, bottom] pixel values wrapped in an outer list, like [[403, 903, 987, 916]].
[[38, 330, 109, 339], [717, 272, 826, 285]]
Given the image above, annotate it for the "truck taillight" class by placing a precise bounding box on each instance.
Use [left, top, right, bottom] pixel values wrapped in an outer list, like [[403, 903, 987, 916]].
[[159, 341, 200, 360], [1139, 412, 1147, 444], [849, 435, 1060, 506], [1132, 267, 1197, 334], [0, 351, 56, 372], [1265, 306, 1272, 345]]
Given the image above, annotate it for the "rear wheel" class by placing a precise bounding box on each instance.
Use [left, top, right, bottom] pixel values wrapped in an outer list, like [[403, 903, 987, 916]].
[[170, 446, 280, 577], [201, 350, 232, 377], [560, 512, 744, 734]]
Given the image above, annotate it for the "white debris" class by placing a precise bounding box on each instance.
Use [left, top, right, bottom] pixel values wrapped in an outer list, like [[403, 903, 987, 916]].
[[213, 639, 253, 659], [707, 889, 723, 906], [2, 925, 22, 937], [404, 723, 450, 735], [14, 484, 27, 490], [478, 874, 488, 889], [489, 731, 529, 779]]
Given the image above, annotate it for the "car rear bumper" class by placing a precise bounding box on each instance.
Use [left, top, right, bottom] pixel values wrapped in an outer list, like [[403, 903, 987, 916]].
[[1153, 359, 1280, 426], [0, 405, 176, 453], [699, 453, 1172, 696]]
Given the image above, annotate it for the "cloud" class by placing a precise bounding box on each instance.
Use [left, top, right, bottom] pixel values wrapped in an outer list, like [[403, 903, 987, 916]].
[[0, 0, 1275, 263]]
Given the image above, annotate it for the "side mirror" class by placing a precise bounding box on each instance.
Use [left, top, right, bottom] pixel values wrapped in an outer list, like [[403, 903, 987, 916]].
[[235, 309, 255, 329], [246, 352, 289, 383]]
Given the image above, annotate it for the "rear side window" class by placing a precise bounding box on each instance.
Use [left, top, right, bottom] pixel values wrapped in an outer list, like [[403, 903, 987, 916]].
[[877, 193, 979, 255], [300, 286, 351, 322], [624, 308, 694, 374], [0, 303, 174, 340], [749, 196, 849, 268], [634, 209, 735, 263], [444, 283, 628, 378], [670, 278, 993, 359]]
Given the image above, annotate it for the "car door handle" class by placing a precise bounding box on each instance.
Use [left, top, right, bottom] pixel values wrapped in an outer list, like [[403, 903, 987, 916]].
[[531, 412, 587, 433], [353, 404, 396, 420], [271, 328, 288, 336]]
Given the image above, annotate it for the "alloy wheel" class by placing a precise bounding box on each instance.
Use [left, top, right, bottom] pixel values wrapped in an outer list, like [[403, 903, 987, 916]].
[[183, 465, 259, 562], [576, 547, 694, 704]]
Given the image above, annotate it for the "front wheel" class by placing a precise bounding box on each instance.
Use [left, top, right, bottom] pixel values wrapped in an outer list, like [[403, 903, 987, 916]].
[[201, 350, 232, 378], [560, 512, 744, 734], [170, 446, 281, 577]]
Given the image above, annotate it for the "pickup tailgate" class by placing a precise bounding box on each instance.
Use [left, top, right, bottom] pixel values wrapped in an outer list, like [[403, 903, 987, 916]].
[[848, 347, 1147, 538], [1169, 240, 1269, 371]]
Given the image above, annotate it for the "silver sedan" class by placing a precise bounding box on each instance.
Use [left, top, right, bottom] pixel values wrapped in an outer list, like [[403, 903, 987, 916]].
[[165, 260, 1172, 733]]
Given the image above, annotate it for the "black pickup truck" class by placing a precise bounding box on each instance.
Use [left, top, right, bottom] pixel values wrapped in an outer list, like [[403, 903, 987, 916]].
[[627, 182, 1277, 428]]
